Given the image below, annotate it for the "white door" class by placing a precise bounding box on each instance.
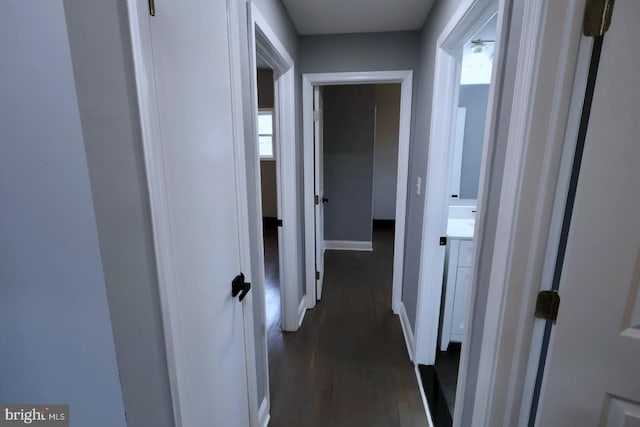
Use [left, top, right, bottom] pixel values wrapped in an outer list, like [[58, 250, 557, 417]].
[[314, 86, 326, 299], [535, 1, 640, 424], [147, 1, 250, 425]]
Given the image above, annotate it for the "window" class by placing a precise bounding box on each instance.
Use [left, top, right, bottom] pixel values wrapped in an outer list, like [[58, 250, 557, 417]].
[[258, 109, 275, 160]]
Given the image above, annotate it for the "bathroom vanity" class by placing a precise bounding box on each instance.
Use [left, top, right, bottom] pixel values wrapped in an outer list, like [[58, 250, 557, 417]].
[[440, 215, 475, 351], [438, 83, 487, 352]]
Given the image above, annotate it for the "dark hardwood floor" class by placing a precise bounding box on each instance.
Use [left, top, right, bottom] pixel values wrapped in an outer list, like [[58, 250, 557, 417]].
[[417, 320, 461, 427], [263, 225, 281, 333], [264, 228, 428, 427], [435, 343, 460, 416]]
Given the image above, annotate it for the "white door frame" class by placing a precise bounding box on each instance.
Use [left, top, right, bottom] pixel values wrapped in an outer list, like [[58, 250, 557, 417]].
[[463, 0, 593, 425], [126, 0, 257, 425], [302, 71, 413, 317], [247, 4, 299, 334], [245, 3, 300, 426], [413, 0, 499, 367]]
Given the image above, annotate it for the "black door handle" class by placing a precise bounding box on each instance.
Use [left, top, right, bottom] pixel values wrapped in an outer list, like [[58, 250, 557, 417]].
[[232, 273, 251, 302], [322, 197, 329, 204]]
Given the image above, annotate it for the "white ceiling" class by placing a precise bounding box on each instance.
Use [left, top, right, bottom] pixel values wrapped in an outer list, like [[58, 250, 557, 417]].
[[462, 14, 497, 59], [460, 15, 497, 85], [282, 0, 435, 35]]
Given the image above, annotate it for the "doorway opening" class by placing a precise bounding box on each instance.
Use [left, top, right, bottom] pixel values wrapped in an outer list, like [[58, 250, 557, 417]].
[[413, 1, 500, 426], [254, 62, 289, 427], [303, 71, 414, 319], [255, 67, 282, 335], [301, 70, 421, 416], [319, 82, 402, 290], [433, 16, 497, 423], [289, 76, 429, 425], [245, 5, 301, 426]]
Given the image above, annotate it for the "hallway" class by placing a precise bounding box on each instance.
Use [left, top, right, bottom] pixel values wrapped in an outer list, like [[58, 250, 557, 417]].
[[267, 229, 427, 427]]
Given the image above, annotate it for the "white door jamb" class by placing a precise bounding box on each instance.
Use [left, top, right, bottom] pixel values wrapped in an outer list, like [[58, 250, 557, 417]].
[[302, 71, 413, 322], [466, 0, 592, 426], [413, 0, 499, 368], [246, 3, 300, 425], [247, 3, 299, 333]]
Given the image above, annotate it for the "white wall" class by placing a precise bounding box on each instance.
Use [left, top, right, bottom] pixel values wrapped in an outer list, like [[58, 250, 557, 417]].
[[0, 2, 126, 426], [373, 84, 401, 220]]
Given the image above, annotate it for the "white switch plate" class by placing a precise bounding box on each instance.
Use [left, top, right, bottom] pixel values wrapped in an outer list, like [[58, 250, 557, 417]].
[[416, 177, 422, 196]]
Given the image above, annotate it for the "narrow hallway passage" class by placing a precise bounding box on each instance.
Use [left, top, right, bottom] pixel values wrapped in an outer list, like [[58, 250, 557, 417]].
[[267, 229, 428, 427]]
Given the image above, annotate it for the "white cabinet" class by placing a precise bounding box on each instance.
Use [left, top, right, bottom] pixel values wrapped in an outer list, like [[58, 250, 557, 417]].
[[440, 239, 473, 351]]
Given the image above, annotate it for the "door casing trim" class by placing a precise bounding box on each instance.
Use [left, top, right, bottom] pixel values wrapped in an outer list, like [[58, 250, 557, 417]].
[[302, 71, 414, 315], [125, 0, 259, 425], [465, 0, 593, 426]]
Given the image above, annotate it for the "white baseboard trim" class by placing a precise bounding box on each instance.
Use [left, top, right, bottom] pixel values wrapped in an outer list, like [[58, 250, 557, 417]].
[[324, 240, 373, 251], [398, 301, 416, 362], [258, 396, 270, 427], [298, 298, 307, 327], [414, 366, 435, 427]]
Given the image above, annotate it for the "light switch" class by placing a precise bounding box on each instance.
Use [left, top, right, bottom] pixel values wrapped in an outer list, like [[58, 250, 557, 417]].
[[416, 177, 422, 196]]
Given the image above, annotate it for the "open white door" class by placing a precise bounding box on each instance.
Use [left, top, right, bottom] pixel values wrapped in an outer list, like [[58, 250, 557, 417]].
[[144, 0, 250, 425], [535, 1, 640, 424], [314, 86, 326, 300]]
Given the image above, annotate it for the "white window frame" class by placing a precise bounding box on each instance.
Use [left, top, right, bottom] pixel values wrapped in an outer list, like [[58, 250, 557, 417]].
[[258, 108, 275, 161]]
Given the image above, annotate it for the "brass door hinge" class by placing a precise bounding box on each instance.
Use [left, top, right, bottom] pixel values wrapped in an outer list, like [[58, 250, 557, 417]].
[[584, 0, 615, 37], [315, 271, 320, 281], [315, 195, 319, 205]]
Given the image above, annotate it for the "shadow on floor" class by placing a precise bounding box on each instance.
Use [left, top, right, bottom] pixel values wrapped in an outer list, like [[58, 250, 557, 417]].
[[418, 336, 461, 427]]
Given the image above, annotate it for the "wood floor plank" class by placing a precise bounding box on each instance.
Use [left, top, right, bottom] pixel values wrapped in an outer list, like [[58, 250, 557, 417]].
[[264, 229, 428, 427]]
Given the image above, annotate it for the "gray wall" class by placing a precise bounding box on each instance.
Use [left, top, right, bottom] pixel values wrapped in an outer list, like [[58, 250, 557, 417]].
[[253, 0, 299, 52], [258, 68, 278, 218], [323, 85, 376, 242], [260, 161, 278, 218], [373, 84, 401, 220], [401, 0, 466, 333], [63, 1, 175, 426], [0, 2, 127, 426], [257, 68, 275, 109], [458, 84, 490, 199], [235, 0, 301, 409], [299, 31, 421, 74]]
